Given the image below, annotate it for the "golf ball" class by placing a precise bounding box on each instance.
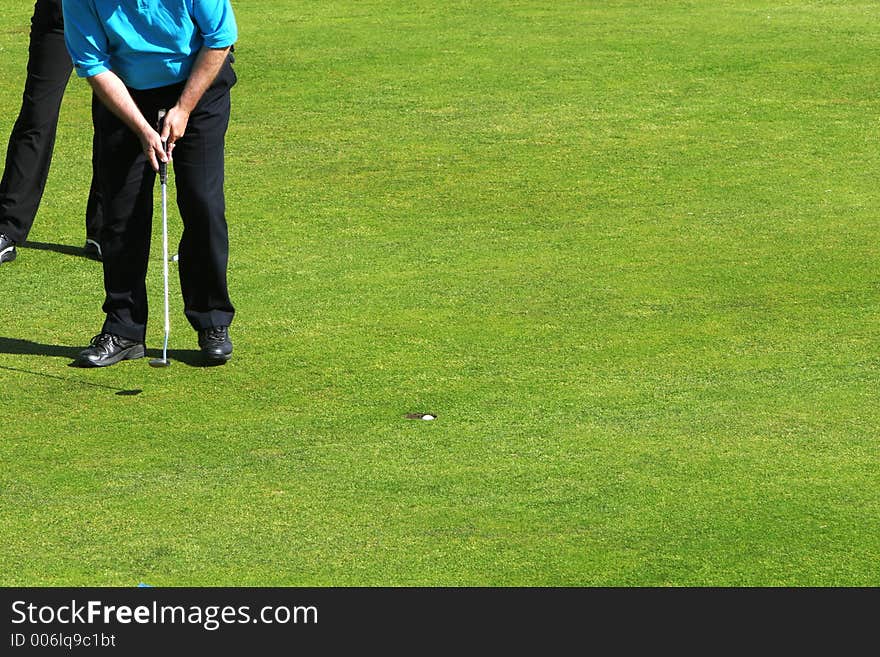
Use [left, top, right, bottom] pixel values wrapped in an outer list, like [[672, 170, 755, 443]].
[[421, 414, 435, 421]]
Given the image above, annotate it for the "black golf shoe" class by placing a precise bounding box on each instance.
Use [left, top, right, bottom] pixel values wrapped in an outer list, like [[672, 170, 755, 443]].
[[198, 326, 232, 363], [83, 238, 103, 261], [76, 332, 145, 367], [0, 233, 16, 264]]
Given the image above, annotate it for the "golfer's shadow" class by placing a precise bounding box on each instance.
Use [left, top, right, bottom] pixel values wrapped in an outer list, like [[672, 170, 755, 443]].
[[21, 241, 98, 260], [0, 337, 80, 360], [0, 337, 218, 368]]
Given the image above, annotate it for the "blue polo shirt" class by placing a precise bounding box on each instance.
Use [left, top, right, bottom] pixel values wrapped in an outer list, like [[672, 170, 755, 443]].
[[63, 0, 237, 90]]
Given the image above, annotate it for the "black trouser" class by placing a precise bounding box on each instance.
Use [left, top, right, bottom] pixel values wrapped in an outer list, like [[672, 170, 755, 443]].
[[94, 59, 237, 342], [0, 0, 101, 244]]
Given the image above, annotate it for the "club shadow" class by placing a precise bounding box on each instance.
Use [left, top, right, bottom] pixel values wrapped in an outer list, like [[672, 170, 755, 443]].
[[0, 337, 141, 394], [0, 363, 141, 395], [21, 240, 99, 260]]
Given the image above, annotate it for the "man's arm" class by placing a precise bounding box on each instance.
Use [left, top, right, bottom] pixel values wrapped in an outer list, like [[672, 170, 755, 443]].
[[162, 46, 232, 153], [87, 71, 168, 172]]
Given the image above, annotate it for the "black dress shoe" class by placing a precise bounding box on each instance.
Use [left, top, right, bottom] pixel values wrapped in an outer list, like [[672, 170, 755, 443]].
[[198, 326, 232, 363], [76, 332, 145, 367], [0, 233, 16, 264]]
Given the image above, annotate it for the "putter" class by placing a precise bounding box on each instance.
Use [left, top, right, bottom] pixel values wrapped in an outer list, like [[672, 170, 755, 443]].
[[149, 109, 171, 368]]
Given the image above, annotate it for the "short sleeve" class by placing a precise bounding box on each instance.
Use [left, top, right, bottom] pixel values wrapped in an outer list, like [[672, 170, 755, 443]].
[[192, 0, 238, 49]]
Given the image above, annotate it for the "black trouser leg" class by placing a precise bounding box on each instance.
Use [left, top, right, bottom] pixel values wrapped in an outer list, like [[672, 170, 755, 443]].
[[174, 84, 235, 331], [94, 102, 154, 342], [0, 1, 70, 243]]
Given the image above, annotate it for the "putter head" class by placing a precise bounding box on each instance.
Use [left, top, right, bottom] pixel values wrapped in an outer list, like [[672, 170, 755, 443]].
[[149, 358, 171, 368]]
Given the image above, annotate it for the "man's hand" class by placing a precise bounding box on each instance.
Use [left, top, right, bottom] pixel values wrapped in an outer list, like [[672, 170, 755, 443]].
[[159, 106, 190, 157], [139, 125, 169, 173]]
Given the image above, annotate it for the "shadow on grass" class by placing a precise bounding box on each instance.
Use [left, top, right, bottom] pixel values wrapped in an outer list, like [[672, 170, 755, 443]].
[[151, 348, 227, 368], [0, 337, 80, 360], [0, 363, 142, 396], [0, 339, 143, 396], [21, 240, 99, 261], [0, 337, 223, 369]]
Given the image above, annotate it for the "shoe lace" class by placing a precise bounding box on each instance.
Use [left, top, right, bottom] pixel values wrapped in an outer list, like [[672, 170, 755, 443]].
[[89, 333, 114, 348]]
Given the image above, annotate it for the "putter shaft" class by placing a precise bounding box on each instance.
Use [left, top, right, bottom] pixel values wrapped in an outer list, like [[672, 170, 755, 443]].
[[161, 177, 169, 362], [157, 109, 170, 366]]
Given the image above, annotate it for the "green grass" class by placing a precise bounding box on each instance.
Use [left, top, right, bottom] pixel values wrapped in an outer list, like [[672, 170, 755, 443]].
[[1, 1, 878, 586]]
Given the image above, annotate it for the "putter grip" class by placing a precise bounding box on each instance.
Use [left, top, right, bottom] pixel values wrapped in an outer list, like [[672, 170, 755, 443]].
[[159, 142, 168, 184], [157, 109, 168, 183]]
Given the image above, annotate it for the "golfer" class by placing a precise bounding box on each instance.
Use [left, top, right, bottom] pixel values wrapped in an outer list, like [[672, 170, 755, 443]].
[[63, 0, 239, 367], [0, 0, 103, 265]]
